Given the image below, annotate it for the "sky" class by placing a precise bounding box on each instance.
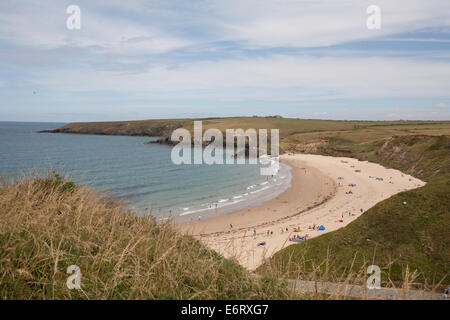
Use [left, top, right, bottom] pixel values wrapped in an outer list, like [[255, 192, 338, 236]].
[[0, 0, 449, 122]]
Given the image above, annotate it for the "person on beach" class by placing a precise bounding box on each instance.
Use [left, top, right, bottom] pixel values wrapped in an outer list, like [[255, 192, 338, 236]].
[[253, 228, 256, 236], [444, 287, 449, 299]]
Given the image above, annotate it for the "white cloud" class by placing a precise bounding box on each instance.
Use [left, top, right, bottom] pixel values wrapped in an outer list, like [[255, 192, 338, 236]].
[[2, 0, 450, 52], [31, 55, 450, 101], [211, 0, 450, 48], [0, 1, 190, 54]]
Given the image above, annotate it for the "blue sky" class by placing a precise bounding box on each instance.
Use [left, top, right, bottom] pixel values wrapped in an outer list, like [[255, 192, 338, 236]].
[[0, 0, 449, 122]]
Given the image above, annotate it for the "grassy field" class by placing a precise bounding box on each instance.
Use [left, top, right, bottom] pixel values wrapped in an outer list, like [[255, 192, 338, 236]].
[[43, 117, 450, 151]]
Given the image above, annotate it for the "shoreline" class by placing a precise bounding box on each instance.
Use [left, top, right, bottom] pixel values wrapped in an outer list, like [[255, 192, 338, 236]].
[[177, 158, 335, 235], [177, 153, 426, 270], [173, 161, 292, 223]]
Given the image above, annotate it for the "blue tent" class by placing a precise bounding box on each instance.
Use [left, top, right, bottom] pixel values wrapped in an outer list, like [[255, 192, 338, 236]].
[[318, 225, 325, 231]]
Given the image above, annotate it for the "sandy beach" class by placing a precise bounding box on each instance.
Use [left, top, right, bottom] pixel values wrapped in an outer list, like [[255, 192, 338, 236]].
[[178, 154, 426, 270]]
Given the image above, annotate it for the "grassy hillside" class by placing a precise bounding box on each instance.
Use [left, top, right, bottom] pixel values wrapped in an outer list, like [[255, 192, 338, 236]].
[[42, 117, 450, 152], [259, 134, 450, 288], [298, 135, 450, 181], [0, 173, 295, 299], [260, 177, 449, 287], [39, 117, 450, 290]]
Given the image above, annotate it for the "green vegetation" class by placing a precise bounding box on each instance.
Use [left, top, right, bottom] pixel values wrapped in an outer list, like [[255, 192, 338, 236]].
[[41, 117, 450, 154], [0, 173, 294, 299], [259, 134, 450, 288]]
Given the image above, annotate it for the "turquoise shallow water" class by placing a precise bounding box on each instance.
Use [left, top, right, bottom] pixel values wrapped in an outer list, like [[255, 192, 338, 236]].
[[0, 122, 290, 218]]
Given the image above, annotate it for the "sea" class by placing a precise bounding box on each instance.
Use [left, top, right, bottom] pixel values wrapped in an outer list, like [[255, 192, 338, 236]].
[[0, 121, 291, 219]]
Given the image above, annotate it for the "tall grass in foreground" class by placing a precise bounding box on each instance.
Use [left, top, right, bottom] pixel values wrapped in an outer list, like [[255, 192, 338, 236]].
[[258, 244, 447, 299], [0, 172, 294, 300], [0, 172, 445, 300]]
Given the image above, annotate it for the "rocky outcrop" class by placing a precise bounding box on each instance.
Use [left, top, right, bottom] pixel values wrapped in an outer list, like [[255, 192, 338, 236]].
[[148, 136, 269, 158], [291, 139, 329, 153], [39, 121, 184, 137]]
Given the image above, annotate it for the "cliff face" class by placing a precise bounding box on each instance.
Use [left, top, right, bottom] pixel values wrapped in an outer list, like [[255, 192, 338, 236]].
[[290, 139, 329, 153], [375, 135, 450, 180], [42, 119, 280, 156]]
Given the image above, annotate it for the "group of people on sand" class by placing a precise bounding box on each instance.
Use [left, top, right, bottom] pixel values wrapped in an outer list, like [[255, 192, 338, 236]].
[[252, 229, 279, 237], [252, 225, 310, 238], [289, 234, 308, 242]]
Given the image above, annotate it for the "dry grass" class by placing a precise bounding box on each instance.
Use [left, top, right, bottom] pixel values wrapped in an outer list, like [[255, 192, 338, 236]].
[[258, 243, 446, 300], [0, 172, 295, 300], [0, 172, 445, 300]]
